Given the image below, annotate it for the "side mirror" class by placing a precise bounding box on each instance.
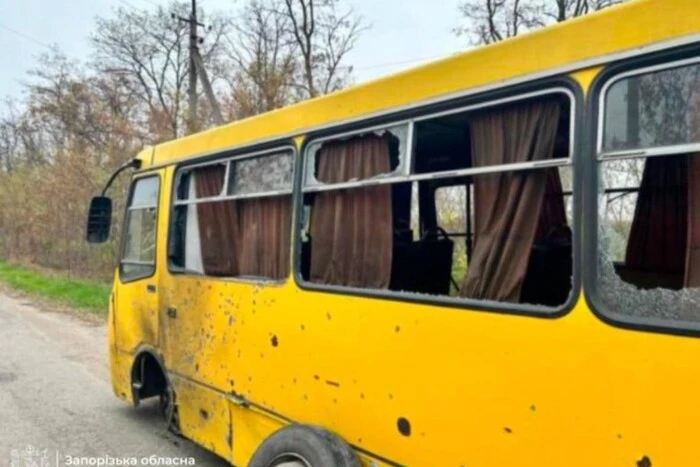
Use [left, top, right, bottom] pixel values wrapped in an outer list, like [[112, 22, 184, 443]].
[[86, 196, 113, 243]]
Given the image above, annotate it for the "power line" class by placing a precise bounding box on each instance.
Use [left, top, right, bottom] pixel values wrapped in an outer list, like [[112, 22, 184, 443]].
[[141, 0, 162, 8], [116, 0, 161, 12], [116, 0, 139, 9], [0, 22, 53, 49]]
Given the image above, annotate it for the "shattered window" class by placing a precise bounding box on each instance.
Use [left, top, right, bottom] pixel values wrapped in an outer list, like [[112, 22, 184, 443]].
[[596, 155, 700, 324], [122, 176, 159, 281], [169, 149, 294, 281], [596, 58, 700, 327], [228, 151, 294, 195], [300, 93, 574, 310], [175, 162, 226, 200], [304, 123, 409, 188], [603, 60, 700, 152]]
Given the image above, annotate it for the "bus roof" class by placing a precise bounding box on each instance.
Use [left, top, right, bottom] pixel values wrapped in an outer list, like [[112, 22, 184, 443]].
[[143, 0, 699, 168]]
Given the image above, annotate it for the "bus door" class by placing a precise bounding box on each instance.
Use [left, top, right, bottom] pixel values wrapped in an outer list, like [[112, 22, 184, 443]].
[[115, 174, 162, 354]]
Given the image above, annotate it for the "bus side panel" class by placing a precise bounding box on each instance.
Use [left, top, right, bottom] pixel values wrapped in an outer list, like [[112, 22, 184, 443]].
[[229, 404, 284, 466], [170, 374, 232, 462]]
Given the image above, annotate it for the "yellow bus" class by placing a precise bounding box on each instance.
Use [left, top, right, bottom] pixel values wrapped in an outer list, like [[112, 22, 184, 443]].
[[86, 0, 700, 465]]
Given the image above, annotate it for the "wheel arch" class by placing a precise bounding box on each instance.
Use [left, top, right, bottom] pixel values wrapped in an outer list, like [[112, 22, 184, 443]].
[[130, 347, 168, 406]]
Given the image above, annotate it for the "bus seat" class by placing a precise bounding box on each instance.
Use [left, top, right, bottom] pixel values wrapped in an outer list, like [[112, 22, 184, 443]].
[[521, 235, 573, 307], [390, 237, 454, 295], [613, 265, 684, 290], [301, 239, 312, 280]]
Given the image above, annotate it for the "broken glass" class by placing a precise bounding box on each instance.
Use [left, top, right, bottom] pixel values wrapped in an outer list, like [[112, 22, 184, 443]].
[[228, 151, 294, 196], [603, 60, 700, 152], [596, 165, 700, 323], [175, 162, 226, 200], [304, 123, 410, 188]]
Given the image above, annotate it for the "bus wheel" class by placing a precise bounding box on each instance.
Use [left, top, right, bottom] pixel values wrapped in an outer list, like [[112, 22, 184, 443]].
[[249, 425, 360, 467]]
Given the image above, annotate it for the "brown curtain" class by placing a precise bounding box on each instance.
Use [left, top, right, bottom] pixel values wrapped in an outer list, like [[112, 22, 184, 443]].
[[686, 155, 700, 287], [238, 196, 291, 280], [310, 135, 393, 288], [461, 99, 561, 302], [535, 168, 568, 243], [195, 165, 240, 276], [626, 156, 688, 274]]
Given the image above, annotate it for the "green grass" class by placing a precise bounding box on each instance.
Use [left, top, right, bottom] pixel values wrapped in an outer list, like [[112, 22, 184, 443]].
[[0, 261, 110, 315]]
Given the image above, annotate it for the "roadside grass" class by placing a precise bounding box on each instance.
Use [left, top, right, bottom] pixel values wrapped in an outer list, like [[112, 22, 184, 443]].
[[0, 260, 110, 316]]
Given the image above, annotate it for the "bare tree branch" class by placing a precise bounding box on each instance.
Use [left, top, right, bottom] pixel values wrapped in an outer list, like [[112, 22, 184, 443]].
[[455, 0, 627, 45]]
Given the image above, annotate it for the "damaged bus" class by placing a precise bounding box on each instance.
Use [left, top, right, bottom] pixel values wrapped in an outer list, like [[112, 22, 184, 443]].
[[87, 0, 700, 465]]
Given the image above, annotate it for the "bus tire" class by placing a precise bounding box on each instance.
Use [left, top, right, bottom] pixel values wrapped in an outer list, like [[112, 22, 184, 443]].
[[248, 424, 361, 467]]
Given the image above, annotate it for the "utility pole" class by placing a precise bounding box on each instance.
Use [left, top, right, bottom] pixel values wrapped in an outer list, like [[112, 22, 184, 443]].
[[175, 0, 223, 133], [188, 0, 198, 131]]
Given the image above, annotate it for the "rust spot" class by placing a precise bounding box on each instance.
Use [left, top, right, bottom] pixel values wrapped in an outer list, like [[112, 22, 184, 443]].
[[504, 427, 512, 434], [389, 393, 393, 400], [637, 456, 651, 467], [313, 374, 320, 381], [326, 312, 332, 320], [228, 315, 234, 326], [617, 433, 622, 440], [199, 409, 209, 420], [395, 325, 401, 333], [271, 335, 279, 347], [360, 393, 365, 399], [530, 404, 536, 412], [397, 417, 411, 437], [300, 324, 305, 331], [326, 380, 340, 387], [195, 363, 199, 372]]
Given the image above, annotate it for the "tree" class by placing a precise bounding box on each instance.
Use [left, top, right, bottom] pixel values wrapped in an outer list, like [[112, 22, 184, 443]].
[[0, 99, 23, 172], [225, 0, 297, 118], [455, 0, 626, 45], [91, 2, 228, 140], [280, 0, 367, 98]]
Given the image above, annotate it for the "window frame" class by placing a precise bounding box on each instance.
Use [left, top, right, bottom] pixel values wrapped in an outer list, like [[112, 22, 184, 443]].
[[597, 55, 700, 160], [167, 143, 298, 285], [173, 147, 296, 205], [119, 173, 161, 284], [302, 121, 413, 191], [585, 44, 700, 337], [294, 78, 582, 318]]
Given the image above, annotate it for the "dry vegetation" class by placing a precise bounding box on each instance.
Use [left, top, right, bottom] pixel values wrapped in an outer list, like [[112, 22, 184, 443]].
[[0, 0, 365, 281], [0, 0, 622, 283]]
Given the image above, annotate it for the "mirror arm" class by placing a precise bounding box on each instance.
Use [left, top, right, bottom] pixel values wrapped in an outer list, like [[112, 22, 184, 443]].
[[101, 158, 143, 196]]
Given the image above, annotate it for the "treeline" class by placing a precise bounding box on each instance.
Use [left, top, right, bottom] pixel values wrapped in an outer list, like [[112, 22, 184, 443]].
[[0, 0, 625, 280], [0, 0, 366, 280]]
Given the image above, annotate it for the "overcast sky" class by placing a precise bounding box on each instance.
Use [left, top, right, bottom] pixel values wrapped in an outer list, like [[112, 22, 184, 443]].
[[0, 0, 465, 101]]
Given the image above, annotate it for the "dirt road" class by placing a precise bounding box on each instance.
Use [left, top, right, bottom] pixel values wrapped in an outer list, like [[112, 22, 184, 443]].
[[0, 290, 228, 467]]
